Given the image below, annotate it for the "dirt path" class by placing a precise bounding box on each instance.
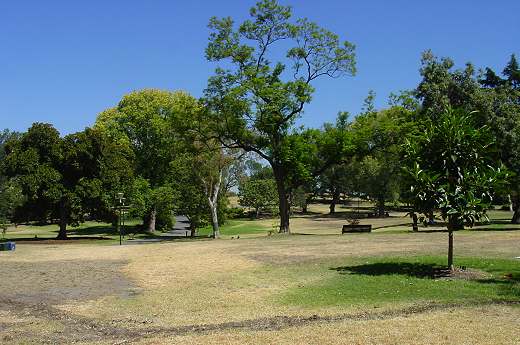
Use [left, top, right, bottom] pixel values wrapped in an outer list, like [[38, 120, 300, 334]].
[[1, 298, 518, 344]]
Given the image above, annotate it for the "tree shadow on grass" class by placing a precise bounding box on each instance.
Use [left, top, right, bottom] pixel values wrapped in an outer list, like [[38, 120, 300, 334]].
[[331, 262, 520, 298], [0, 236, 112, 242], [67, 225, 120, 236], [331, 262, 450, 279]]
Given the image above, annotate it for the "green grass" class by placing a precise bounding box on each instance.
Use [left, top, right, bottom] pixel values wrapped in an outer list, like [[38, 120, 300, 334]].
[[198, 219, 270, 237], [1, 219, 153, 243], [280, 256, 520, 308]]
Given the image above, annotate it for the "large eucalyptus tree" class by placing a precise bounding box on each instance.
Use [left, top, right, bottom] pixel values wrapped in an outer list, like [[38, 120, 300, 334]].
[[203, 0, 356, 232]]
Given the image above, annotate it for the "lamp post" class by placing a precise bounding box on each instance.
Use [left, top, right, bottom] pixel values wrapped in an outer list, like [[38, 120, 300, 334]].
[[117, 192, 126, 245]]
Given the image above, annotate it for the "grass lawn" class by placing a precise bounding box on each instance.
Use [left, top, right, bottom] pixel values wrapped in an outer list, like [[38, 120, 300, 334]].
[[198, 219, 272, 237], [0, 219, 162, 245], [280, 256, 520, 308]]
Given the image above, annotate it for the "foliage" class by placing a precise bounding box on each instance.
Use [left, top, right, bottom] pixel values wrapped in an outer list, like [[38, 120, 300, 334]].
[[404, 108, 508, 267], [95, 89, 200, 231], [169, 153, 210, 232], [204, 0, 356, 233], [0, 179, 23, 235], [350, 105, 416, 215], [412, 51, 520, 223], [2, 124, 133, 239], [239, 178, 278, 217]]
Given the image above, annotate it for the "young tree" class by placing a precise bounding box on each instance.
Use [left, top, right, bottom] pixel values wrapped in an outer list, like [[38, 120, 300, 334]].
[[204, 0, 356, 233], [404, 108, 507, 270]]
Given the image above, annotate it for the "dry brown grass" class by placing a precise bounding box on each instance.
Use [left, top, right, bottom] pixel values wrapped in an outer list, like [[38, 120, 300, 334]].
[[134, 305, 520, 345], [1, 208, 519, 344]]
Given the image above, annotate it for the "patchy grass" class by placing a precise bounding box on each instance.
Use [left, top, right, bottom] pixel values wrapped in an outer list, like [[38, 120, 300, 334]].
[[280, 256, 520, 308], [1, 203, 520, 344], [1, 219, 162, 244], [198, 219, 271, 238]]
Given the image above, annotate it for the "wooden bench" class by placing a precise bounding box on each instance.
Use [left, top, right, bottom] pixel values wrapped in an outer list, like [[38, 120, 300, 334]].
[[342, 225, 372, 234]]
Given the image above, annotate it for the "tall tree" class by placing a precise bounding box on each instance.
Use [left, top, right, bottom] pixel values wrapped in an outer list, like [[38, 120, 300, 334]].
[[503, 54, 520, 89], [351, 105, 415, 217], [95, 89, 199, 231], [477, 56, 520, 222], [203, 0, 356, 233]]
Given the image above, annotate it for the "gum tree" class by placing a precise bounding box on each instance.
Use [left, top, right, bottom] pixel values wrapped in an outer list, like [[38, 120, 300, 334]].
[[204, 0, 356, 232]]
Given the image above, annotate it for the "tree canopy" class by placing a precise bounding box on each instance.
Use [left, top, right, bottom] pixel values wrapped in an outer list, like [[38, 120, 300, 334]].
[[203, 0, 356, 233]]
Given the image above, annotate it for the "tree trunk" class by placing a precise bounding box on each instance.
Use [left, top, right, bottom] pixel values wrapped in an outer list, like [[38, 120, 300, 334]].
[[146, 208, 156, 232], [448, 230, 454, 271], [189, 221, 196, 238], [255, 207, 260, 219], [302, 202, 308, 214], [411, 211, 418, 232], [56, 201, 68, 240], [447, 217, 456, 271], [273, 165, 290, 234], [511, 195, 520, 224], [209, 204, 220, 238], [377, 198, 385, 217], [203, 169, 222, 239], [329, 190, 340, 214], [57, 216, 68, 240]]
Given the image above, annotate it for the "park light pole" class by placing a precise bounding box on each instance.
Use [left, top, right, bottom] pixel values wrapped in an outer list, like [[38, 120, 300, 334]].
[[117, 192, 126, 245]]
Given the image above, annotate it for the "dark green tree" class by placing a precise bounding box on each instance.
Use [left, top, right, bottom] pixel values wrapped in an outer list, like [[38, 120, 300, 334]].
[[404, 108, 508, 270], [503, 54, 520, 89], [204, 0, 356, 233], [3, 124, 133, 239]]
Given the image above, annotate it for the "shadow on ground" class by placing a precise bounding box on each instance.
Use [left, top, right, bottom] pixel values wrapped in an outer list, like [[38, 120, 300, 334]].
[[330, 261, 520, 293], [331, 262, 449, 279]]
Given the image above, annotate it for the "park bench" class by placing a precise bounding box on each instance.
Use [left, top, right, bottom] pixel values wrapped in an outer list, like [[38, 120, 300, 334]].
[[342, 224, 371, 234]]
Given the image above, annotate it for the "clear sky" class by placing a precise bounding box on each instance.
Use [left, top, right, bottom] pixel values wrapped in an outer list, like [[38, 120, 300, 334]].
[[1, 0, 519, 134]]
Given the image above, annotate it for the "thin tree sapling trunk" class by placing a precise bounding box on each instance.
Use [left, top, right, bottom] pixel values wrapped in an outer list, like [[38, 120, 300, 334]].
[[447, 217, 456, 271]]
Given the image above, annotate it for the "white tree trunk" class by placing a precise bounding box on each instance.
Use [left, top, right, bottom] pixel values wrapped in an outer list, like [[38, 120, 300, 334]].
[[204, 169, 222, 239]]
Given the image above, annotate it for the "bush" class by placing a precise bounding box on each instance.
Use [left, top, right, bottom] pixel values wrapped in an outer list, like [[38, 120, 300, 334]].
[[226, 207, 247, 219]]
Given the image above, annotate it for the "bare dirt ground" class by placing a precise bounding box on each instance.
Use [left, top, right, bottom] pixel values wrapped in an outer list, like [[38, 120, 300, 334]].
[[1, 212, 519, 344]]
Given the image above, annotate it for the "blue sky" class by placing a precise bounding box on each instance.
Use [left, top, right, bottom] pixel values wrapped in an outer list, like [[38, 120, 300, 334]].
[[1, 0, 519, 134]]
